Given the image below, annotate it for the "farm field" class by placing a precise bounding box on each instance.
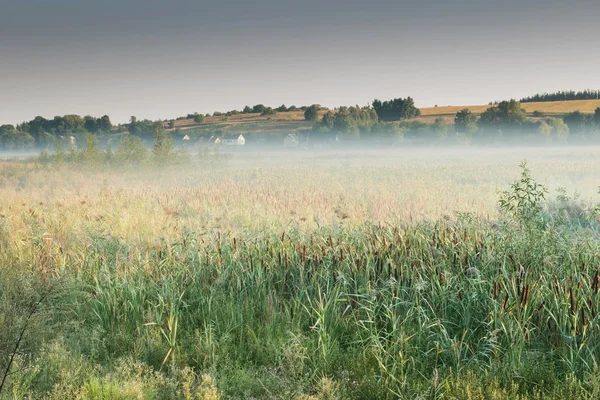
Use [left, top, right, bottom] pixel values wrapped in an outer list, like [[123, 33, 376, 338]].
[[420, 99, 600, 117], [167, 99, 600, 136], [2, 147, 600, 399]]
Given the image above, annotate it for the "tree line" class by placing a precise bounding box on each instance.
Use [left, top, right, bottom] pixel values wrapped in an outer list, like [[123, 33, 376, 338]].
[[5, 96, 600, 152], [520, 90, 600, 103]]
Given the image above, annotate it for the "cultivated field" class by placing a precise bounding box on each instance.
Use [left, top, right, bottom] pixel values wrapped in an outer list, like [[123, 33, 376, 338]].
[[167, 99, 600, 135], [420, 99, 600, 117], [1, 147, 600, 399]]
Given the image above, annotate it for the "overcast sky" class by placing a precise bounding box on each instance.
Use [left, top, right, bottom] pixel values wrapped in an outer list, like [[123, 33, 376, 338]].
[[1, 0, 599, 124]]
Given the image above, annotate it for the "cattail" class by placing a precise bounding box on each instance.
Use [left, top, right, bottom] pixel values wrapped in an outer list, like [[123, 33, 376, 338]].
[[523, 285, 530, 306], [581, 307, 587, 327], [493, 281, 499, 299], [593, 270, 599, 294], [503, 294, 509, 310], [570, 287, 575, 315]]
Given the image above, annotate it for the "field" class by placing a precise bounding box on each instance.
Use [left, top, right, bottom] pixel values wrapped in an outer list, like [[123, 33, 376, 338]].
[[2, 147, 600, 399], [420, 99, 600, 118], [166, 100, 600, 135]]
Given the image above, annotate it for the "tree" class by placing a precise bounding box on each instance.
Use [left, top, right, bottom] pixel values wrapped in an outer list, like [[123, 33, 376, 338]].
[[0, 125, 34, 150], [563, 111, 594, 135], [333, 109, 357, 135], [252, 104, 266, 114], [84, 116, 98, 133], [304, 104, 320, 121], [243, 106, 252, 114], [372, 97, 420, 121], [114, 135, 148, 166], [538, 121, 552, 137], [152, 126, 175, 165], [547, 118, 569, 141], [261, 107, 276, 116], [479, 99, 526, 130], [97, 115, 112, 132], [321, 111, 334, 130], [276, 104, 287, 112], [454, 109, 478, 134], [193, 113, 205, 123], [81, 134, 103, 165]]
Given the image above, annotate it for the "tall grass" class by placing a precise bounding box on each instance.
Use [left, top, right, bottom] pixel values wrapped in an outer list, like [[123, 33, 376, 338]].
[[1, 151, 600, 398]]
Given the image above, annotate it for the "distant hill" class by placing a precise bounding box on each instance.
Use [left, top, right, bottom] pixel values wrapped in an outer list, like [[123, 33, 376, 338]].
[[164, 100, 600, 135], [420, 100, 600, 118]]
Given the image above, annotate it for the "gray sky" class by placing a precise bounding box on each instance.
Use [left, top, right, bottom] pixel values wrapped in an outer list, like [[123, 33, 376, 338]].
[[1, 0, 599, 124]]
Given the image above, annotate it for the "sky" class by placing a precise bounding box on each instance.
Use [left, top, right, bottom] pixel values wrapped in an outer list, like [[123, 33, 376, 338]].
[[1, 0, 599, 125]]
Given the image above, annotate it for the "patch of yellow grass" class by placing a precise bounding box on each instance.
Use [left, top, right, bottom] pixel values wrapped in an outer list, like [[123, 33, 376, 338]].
[[420, 100, 600, 117]]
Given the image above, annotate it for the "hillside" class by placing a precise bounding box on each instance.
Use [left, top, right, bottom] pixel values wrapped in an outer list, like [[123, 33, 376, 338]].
[[166, 99, 600, 134], [420, 99, 600, 117]]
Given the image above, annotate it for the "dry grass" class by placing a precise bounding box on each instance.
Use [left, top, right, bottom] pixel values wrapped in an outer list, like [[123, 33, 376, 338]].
[[420, 99, 600, 117]]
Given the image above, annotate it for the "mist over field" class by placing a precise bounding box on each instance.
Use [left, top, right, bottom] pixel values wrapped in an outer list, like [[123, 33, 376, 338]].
[[4, 0, 600, 398], [2, 140, 600, 398]]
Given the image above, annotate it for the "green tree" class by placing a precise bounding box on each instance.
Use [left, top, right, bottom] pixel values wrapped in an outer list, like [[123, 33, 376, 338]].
[[304, 104, 320, 121], [152, 126, 175, 165], [538, 120, 552, 137], [261, 107, 276, 116], [114, 135, 148, 166], [81, 134, 103, 165], [84, 116, 99, 133], [547, 118, 570, 141], [193, 113, 205, 123], [372, 97, 420, 121], [97, 115, 112, 132], [53, 140, 66, 165], [252, 104, 266, 114], [321, 111, 334, 130], [0, 125, 34, 150], [563, 111, 594, 135], [479, 99, 526, 131], [454, 109, 478, 134]]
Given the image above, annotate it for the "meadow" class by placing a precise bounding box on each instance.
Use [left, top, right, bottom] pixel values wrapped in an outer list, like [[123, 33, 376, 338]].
[[1, 147, 600, 399], [166, 99, 600, 135]]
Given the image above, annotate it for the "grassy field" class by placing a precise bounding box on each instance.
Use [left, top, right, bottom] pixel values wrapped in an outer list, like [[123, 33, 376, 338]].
[[420, 99, 600, 117], [1, 148, 600, 399], [167, 99, 600, 136]]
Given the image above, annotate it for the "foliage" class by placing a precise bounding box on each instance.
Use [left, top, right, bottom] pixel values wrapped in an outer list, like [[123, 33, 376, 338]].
[[261, 107, 277, 116], [563, 111, 595, 135], [1, 159, 600, 398], [304, 105, 320, 121], [454, 109, 478, 134], [372, 97, 420, 121], [479, 99, 527, 129], [520, 89, 600, 103], [152, 126, 176, 165], [498, 161, 548, 227], [193, 113, 206, 124], [114, 135, 148, 166]]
